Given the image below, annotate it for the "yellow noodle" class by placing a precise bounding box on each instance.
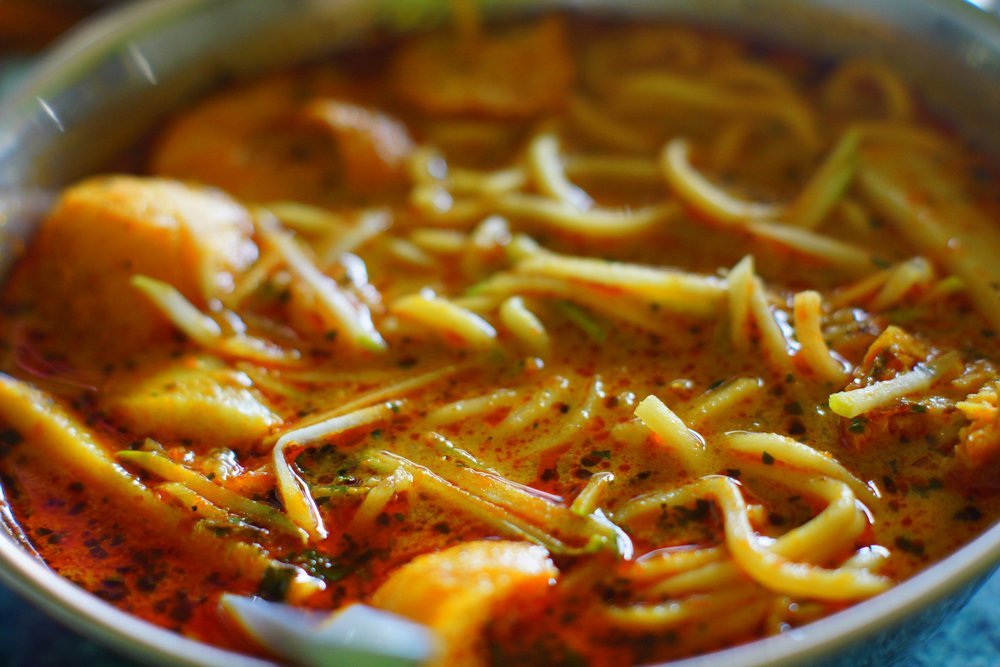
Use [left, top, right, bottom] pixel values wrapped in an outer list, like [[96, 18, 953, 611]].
[[711, 118, 756, 172], [564, 154, 662, 183], [225, 250, 281, 308], [264, 201, 351, 234], [870, 256, 934, 311], [823, 60, 913, 121], [727, 255, 756, 350], [686, 597, 772, 649], [409, 228, 468, 254], [286, 364, 463, 433], [393, 291, 498, 350], [469, 273, 670, 332], [497, 193, 678, 236], [571, 471, 615, 516], [377, 452, 600, 556], [499, 296, 551, 356], [793, 291, 850, 385], [527, 131, 594, 209], [745, 221, 875, 274], [644, 560, 746, 597], [720, 431, 875, 504], [410, 184, 491, 227], [634, 395, 706, 472], [685, 377, 763, 429], [748, 276, 796, 377], [620, 73, 819, 148], [567, 96, 651, 153], [496, 376, 569, 436], [448, 166, 527, 196], [853, 121, 955, 156], [616, 476, 891, 600], [522, 376, 605, 457], [605, 587, 761, 629], [630, 547, 727, 582], [426, 388, 520, 426], [383, 237, 435, 268], [515, 252, 727, 313], [318, 208, 392, 262], [827, 266, 894, 310], [661, 138, 786, 224]]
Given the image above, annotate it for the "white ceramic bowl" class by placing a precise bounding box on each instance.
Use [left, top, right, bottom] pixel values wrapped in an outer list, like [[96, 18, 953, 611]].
[[1, 1, 998, 665]]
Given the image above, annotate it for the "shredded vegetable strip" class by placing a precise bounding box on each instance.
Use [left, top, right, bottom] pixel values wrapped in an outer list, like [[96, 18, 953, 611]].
[[117, 449, 307, 542], [787, 129, 861, 228], [131, 275, 297, 364], [273, 403, 394, 541], [263, 224, 386, 352], [829, 351, 961, 418]]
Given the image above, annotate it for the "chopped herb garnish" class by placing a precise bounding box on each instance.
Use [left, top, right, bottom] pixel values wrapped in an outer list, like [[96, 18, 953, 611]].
[[910, 478, 943, 497], [848, 416, 867, 434], [761, 451, 775, 465], [894, 536, 925, 556], [953, 506, 983, 522], [258, 563, 298, 601], [287, 549, 351, 585], [881, 476, 899, 494], [672, 499, 712, 526]]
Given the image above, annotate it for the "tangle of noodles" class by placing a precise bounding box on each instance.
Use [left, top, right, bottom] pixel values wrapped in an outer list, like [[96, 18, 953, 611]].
[[1, 11, 998, 667]]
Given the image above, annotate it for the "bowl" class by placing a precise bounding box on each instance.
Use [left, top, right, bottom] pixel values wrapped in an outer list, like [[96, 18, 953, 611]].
[[0, 1, 998, 666]]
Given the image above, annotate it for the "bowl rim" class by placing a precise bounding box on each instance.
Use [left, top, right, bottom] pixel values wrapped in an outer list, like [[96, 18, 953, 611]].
[[1, 1, 999, 666]]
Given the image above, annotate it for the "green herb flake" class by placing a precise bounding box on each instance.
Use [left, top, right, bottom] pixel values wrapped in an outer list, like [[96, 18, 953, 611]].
[[258, 563, 298, 602], [761, 451, 776, 465], [953, 505, 983, 522], [894, 536, 925, 556], [848, 417, 867, 434], [784, 401, 803, 416]]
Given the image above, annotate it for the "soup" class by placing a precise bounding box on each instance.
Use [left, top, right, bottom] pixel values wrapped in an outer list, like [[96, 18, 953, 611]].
[[1, 8, 998, 666]]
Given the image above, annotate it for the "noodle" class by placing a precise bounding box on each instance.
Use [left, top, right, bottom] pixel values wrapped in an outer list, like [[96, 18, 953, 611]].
[[2, 12, 998, 667]]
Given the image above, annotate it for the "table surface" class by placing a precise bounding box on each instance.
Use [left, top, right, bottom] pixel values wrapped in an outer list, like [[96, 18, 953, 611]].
[[0, 3, 998, 666]]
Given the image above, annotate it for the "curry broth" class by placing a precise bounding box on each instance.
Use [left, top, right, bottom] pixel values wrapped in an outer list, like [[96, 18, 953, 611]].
[[0, 13, 999, 667]]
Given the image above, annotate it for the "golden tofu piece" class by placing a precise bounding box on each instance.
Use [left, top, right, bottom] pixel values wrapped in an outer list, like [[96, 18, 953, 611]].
[[104, 357, 280, 449], [9, 175, 256, 362]]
